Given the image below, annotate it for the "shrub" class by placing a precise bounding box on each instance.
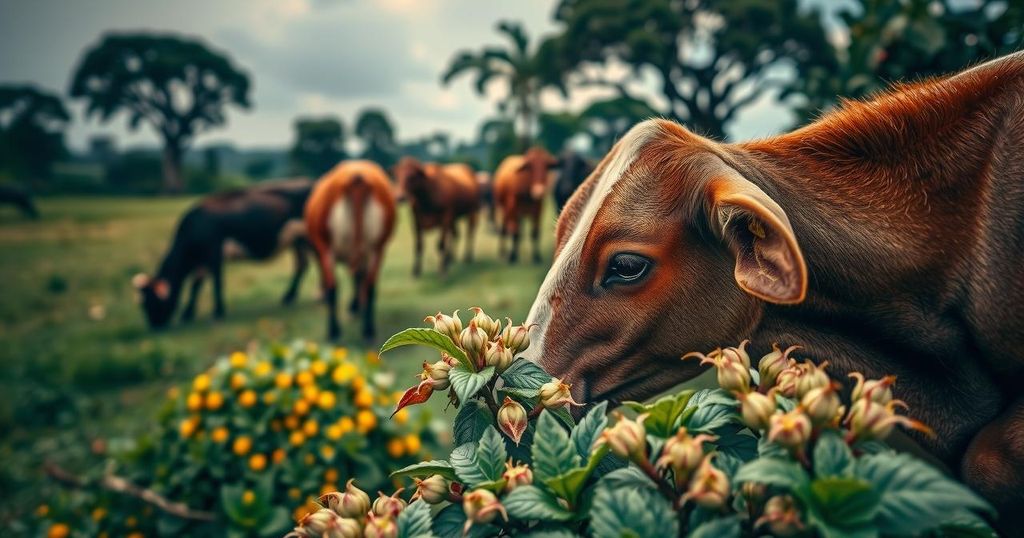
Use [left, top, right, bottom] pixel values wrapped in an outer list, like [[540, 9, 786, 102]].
[[289, 308, 996, 538], [27, 340, 434, 537]]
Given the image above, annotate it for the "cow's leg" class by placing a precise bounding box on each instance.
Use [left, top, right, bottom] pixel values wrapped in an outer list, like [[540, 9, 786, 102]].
[[317, 251, 341, 340], [961, 396, 1024, 531], [412, 221, 423, 278], [281, 241, 308, 305], [349, 268, 363, 314], [439, 214, 454, 276], [530, 208, 542, 264], [508, 212, 521, 264], [361, 251, 383, 341], [465, 211, 477, 263], [180, 274, 204, 322], [210, 254, 226, 319]]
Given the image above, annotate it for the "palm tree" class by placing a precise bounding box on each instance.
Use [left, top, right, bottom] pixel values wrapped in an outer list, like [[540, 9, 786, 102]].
[[442, 21, 566, 147], [354, 108, 397, 168]]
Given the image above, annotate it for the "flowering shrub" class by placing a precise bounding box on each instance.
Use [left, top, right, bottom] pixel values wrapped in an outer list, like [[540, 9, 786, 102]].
[[28, 340, 433, 537], [289, 309, 997, 538]]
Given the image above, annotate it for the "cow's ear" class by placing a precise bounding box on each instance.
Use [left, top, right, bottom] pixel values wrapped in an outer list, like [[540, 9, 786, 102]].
[[153, 279, 171, 300], [132, 273, 150, 289], [707, 169, 807, 304]]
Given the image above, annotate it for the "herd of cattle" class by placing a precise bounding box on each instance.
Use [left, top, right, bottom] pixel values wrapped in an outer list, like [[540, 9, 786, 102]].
[[132, 147, 594, 340]]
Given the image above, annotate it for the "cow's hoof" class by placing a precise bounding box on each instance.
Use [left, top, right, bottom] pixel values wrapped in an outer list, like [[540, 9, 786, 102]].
[[281, 294, 297, 306], [328, 324, 342, 341]]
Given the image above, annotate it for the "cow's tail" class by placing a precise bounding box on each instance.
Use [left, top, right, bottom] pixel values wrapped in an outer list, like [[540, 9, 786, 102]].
[[345, 173, 369, 272]]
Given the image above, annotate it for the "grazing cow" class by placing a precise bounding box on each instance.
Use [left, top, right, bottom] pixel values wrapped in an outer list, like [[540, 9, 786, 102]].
[[0, 184, 39, 218], [553, 150, 595, 215], [522, 53, 1024, 523], [305, 160, 396, 341], [133, 178, 313, 329], [493, 146, 558, 263], [393, 157, 481, 276]]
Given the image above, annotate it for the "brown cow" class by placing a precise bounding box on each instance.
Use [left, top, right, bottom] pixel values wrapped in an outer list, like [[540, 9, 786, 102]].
[[522, 53, 1024, 524], [493, 146, 558, 263], [305, 160, 396, 341], [393, 156, 480, 276]]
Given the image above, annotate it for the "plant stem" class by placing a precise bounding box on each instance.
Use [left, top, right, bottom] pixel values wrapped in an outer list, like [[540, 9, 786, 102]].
[[481, 380, 501, 416], [636, 457, 680, 508]]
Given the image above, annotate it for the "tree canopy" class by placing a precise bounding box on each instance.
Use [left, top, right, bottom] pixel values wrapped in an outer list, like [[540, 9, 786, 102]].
[[290, 116, 346, 177], [354, 108, 398, 168], [0, 85, 70, 183]]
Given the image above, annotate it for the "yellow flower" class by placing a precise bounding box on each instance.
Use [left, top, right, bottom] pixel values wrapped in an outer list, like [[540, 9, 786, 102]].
[[271, 420, 282, 432], [366, 351, 380, 364], [352, 376, 366, 391], [275, 372, 293, 389], [284, 415, 300, 430], [288, 487, 302, 500], [262, 391, 277, 405], [179, 417, 199, 438], [305, 342, 319, 355], [35, 504, 49, 517], [186, 392, 202, 412], [166, 386, 180, 399], [303, 418, 319, 437], [211, 426, 229, 443], [302, 385, 320, 404], [296, 371, 314, 387], [356, 410, 377, 433], [254, 361, 272, 377], [249, 453, 267, 472], [233, 436, 252, 456], [324, 468, 339, 482], [304, 453, 315, 466], [317, 391, 336, 410], [387, 438, 405, 458], [338, 416, 355, 433], [292, 505, 311, 523], [393, 408, 409, 425], [320, 444, 336, 460], [293, 400, 310, 416], [404, 434, 422, 454], [91, 507, 107, 521], [242, 489, 256, 505], [332, 347, 348, 361], [310, 360, 328, 376], [289, 431, 306, 447], [355, 388, 374, 409], [126, 533, 144, 538], [47, 523, 70, 538], [378, 394, 392, 406], [326, 424, 343, 440], [239, 390, 257, 408], [332, 363, 357, 385], [193, 373, 211, 392], [205, 391, 224, 411], [230, 372, 247, 390], [230, 351, 248, 368], [126, 515, 138, 528], [273, 448, 287, 464], [320, 483, 337, 495]]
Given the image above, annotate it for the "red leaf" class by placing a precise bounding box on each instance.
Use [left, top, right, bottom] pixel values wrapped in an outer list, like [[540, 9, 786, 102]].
[[391, 383, 434, 418]]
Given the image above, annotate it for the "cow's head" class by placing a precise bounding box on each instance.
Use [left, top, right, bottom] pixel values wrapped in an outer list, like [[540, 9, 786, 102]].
[[518, 146, 559, 200], [522, 119, 807, 405], [392, 156, 428, 203], [133, 273, 175, 329]]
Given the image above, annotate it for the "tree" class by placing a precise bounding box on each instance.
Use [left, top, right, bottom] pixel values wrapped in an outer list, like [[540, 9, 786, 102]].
[[69, 33, 250, 193], [478, 117, 519, 171], [354, 108, 398, 169], [552, 0, 835, 139], [442, 21, 568, 146], [537, 111, 582, 154], [580, 96, 661, 154], [0, 85, 69, 184], [290, 116, 346, 177]]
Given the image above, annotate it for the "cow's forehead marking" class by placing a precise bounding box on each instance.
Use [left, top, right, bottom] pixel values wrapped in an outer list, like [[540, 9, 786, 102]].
[[521, 120, 661, 363]]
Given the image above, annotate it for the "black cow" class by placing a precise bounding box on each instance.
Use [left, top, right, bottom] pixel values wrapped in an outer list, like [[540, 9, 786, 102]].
[[0, 184, 39, 218], [133, 178, 313, 328], [553, 151, 595, 214]]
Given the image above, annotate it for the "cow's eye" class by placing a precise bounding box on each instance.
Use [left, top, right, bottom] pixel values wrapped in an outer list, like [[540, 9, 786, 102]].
[[602, 253, 652, 287]]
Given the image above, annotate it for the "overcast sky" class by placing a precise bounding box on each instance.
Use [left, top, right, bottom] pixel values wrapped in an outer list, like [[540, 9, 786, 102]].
[[0, 0, 822, 152]]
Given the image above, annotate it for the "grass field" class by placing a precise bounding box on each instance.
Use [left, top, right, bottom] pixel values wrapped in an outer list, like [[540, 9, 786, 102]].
[[0, 195, 555, 522]]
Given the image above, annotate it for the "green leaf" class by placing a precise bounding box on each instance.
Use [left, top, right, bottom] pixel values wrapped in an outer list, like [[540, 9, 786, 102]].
[[813, 430, 853, 478], [381, 327, 474, 372], [500, 386, 540, 400], [589, 484, 678, 538], [500, 358, 553, 389], [683, 389, 738, 433], [622, 390, 693, 437], [503, 485, 575, 521], [570, 401, 608, 459], [454, 399, 493, 446], [935, 513, 999, 538], [397, 501, 436, 538], [450, 442, 501, 487], [597, 466, 657, 491], [733, 458, 810, 492], [390, 460, 456, 481], [476, 426, 507, 482], [689, 515, 741, 538], [518, 531, 579, 538], [449, 365, 495, 404], [532, 410, 580, 482], [807, 477, 880, 533], [432, 504, 495, 538], [545, 446, 607, 505], [855, 453, 993, 535]]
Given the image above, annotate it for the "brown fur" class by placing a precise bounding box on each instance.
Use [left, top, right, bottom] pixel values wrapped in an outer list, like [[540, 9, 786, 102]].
[[533, 52, 1024, 523], [493, 146, 558, 263]]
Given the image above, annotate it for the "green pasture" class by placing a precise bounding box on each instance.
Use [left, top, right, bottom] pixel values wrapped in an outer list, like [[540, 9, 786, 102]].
[[0, 196, 554, 523]]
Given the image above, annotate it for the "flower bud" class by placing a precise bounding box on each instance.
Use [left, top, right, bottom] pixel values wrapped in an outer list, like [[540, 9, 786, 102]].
[[595, 412, 647, 460], [469, 307, 501, 340], [845, 398, 932, 442], [411, 475, 450, 504], [364, 513, 398, 538], [425, 311, 462, 343], [756, 495, 804, 537], [655, 427, 715, 479], [801, 383, 841, 426], [331, 517, 363, 538], [293, 509, 349, 538], [683, 347, 752, 394], [321, 479, 371, 519], [722, 340, 751, 370], [794, 361, 830, 399], [849, 373, 896, 404], [538, 378, 582, 409], [462, 489, 508, 535], [773, 365, 802, 398], [767, 408, 811, 450], [741, 482, 767, 505], [500, 319, 531, 355], [459, 321, 488, 364], [737, 390, 777, 430], [484, 340, 514, 373], [371, 490, 407, 518], [419, 360, 451, 391], [683, 455, 730, 509], [497, 397, 528, 445], [758, 344, 799, 388], [502, 461, 533, 492]]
